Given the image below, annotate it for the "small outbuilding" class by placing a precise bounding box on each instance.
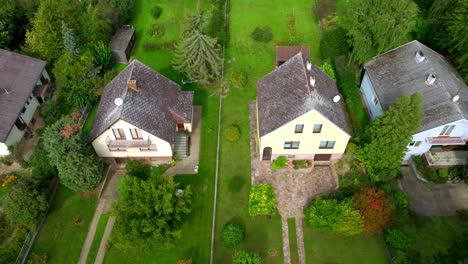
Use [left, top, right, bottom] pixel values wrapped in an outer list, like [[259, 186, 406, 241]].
[[110, 25, 136, 64]]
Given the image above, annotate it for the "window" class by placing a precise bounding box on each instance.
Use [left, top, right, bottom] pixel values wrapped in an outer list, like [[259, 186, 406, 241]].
[[313, 124, 322, 133], [295, 124, 304, 133], [284, 141, 300, 149], [130, 128, 143, 139], [373, 96, 379, 106], [409, 141, 421, 147], [112, 128, 126, 140], [440, 125, 455, 136], [319, 141, 335, 149], [15, 118, 26, 131], [21, 107, 26, 114]]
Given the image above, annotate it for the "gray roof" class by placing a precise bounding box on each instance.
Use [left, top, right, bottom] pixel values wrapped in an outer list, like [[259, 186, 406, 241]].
[[257, 53, 350, 137], [365, 40, 468, 132], [110, 26, 135, 52], [0, 49, 46, 142], [88, 60, 193, 144]]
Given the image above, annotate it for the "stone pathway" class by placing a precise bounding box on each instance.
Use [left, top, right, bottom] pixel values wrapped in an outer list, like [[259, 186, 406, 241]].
[[78, 170, 124, 264], [249, 101, 338, 264]]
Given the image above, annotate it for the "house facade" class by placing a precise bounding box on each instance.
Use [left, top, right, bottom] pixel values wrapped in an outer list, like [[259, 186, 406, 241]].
[[360, 40, 468, 163], [88, 60, 193, 165], [256, 46, 351, 162], [0, 49, 50, 156]]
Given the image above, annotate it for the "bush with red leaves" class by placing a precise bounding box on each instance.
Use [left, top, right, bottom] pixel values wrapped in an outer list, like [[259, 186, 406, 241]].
[[352, 188, 395, 233]]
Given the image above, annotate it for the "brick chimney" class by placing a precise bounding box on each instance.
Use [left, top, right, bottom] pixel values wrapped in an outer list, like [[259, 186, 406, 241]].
[[127, 79, 138, 91]]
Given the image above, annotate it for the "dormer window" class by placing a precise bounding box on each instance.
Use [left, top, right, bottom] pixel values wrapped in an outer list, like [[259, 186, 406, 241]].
[[426, 74, 436, 85], [415, 50, 425, 63]]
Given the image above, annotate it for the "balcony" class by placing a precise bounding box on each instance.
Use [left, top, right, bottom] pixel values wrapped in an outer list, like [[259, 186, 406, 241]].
[[107, 139, 156, 151], [427, 136, 466, 145], [424, 150, 468, 166]]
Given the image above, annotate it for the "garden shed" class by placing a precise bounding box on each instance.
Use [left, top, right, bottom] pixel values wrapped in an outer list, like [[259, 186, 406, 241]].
[[109, 25, 136, 63]]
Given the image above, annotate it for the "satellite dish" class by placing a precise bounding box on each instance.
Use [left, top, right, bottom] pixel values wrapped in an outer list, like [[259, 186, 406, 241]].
[[452, 95, 460, 102], [114, 97, 123, 106], [333, 95, 341, 103]]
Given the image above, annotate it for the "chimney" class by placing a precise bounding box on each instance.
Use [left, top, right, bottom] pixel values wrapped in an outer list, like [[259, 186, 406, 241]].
[[127, 79, 138, 91], [309, 76, 316, 87], [306, 61, 312, 71], [415, 50, 425, 63], [426, 74, 436, 85]]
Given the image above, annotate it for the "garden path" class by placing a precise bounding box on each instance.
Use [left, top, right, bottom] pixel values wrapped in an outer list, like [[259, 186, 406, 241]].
[[249, 101, 338, 264]]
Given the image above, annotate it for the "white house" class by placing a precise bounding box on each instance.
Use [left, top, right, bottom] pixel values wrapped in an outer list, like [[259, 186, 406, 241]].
[[360, 40, 468, 163], [0, 49, 50, 156], [88, 60, 193, 165], [255, 46, 351, 162]]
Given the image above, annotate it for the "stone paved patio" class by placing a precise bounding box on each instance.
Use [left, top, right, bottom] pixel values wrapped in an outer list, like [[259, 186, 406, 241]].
[[248, 101, 338, 264]]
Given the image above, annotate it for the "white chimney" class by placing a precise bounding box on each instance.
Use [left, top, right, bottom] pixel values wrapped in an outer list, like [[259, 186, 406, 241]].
[[306, 61, 312, 71], [309, 76, 316, 87], [426, 74, 436, 85], [415, 50, 425, 63]]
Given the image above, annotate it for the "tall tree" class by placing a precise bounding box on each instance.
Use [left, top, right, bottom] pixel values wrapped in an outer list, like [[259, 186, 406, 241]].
[[0, 1, 15, 49], [25, 0, 78, 62], [42, 116, 102, 191], [338, 0, 418, 64], [357, 93, 423, 182], [4, 186, 48, 227], [110, 164, 192, 248], [79, 4, 112, 44], [353, 189, 395, 233], [173, 12, 222, 83]]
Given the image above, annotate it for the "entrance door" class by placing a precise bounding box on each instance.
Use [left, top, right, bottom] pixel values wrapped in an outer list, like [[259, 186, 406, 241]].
[[177, 123, 185, 131], [314, 154, 331, 161], [262, 147, 272, 160], [115, 158, 127, 164]]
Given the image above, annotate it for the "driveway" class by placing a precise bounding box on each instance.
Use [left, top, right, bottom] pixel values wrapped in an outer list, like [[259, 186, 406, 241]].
[[400, 166, 468, 216]]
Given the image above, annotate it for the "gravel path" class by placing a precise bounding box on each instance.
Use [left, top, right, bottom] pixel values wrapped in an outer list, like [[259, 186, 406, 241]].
[[295, 217, 306, 264], [281, 217, 291, 264]]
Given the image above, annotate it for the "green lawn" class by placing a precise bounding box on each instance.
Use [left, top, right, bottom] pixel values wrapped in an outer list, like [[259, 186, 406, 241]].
[[288, 219, 299, 264], [86, 214, 109, 264], [82, 104, 98, 137], [30, 186, 98, 263], [303, 226, 389, 264]]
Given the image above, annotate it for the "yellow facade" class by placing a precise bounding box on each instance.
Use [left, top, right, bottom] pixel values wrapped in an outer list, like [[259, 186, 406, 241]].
[[259, 109, 350, 159]]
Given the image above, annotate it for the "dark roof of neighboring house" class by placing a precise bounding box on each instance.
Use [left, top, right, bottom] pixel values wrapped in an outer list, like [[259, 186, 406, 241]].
[[276, 46, 310, 64], [88, 60, 193, 144], [0, 49, 46, 142], [257, 52, 350, 137], [109, 26, 135, 52], [365, 40, 468, 132]]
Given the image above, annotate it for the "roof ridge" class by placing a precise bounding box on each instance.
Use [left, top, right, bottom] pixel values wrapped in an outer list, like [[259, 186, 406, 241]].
[[365, 40, 421, 66]]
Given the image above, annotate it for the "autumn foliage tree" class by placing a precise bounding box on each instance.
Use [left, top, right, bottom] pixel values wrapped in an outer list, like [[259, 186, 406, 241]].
[[352, 188, 395, 233]]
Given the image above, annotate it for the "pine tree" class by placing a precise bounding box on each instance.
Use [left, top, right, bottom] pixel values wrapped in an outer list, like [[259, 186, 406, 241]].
[[357, 93, 423, 182], [173, 12, 222, 83]]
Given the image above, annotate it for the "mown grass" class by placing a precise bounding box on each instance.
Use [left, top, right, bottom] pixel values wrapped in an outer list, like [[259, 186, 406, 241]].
[[86, 214, 109, 264], [30, 186, 98, 263], [288, 219, 299, 264]]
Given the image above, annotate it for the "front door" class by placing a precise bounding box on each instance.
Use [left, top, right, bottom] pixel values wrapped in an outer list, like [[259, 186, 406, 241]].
[[177, 123, 185, 131], [314, 154, 331, 161], [262, 147, 272, 160]]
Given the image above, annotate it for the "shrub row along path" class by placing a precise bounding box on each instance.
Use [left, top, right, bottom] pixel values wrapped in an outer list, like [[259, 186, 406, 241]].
[[78, 170, 124, 264], [249, 101, 339, 264]]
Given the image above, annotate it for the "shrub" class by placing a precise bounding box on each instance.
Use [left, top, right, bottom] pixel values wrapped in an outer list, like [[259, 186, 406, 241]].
[[229, 71, 248, 88], [249, 184, 276, 216], [228, 176, 245, 193], [0, 156, 12, 166], [151, 5, 163, 19], [319, 61, 336, 80], [250, 26, 273, 42], [352, 188, 395, 233], [305, 197, 363, 235], [4, 187, 48, 227], [0, 247, 16, 264], [271, 156, 287, 170], [233, 250, 262, 264], [28, 253, 48, 264], [87, 41, 114, 72], [221, 223, 245, 248], [385, 229, 411, 250], [224, 126, 241, 142], [126, 159, 151, 180], [150, 23, 166, 38], [449, 165, 468, 182], [392, 190, 410, 209], [320, 27, 348, 60]]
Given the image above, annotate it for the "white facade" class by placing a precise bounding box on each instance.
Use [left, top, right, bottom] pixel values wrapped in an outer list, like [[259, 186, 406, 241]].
[[404, 119, 468, 161], [91, 119, 173, 159], [259, 109, 350, 160]]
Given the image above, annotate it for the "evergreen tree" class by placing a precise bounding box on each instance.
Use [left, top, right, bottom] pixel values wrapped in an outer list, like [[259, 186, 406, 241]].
[[338, 0, 418, 64], [173, 12, 222, 83], [62, 21, 80, 58], [0, 1, 15, 49], [358, 93, 423, 182]]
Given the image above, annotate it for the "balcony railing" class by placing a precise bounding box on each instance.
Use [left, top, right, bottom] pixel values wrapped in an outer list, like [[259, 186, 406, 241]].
[[107, 139, 151, 149], [424, 151, 468, 166], [427, 136, 466, 145]]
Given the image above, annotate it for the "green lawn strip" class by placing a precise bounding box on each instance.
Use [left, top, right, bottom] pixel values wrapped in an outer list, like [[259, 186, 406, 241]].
[[82, 104, 98, 137], [86, 214, 110, 264], [397, 215, 467, 262], [334, 56, 370, 135], [302, 226, 388, 264], [29, 186, 98, 264], [288, 219, 299, 264]]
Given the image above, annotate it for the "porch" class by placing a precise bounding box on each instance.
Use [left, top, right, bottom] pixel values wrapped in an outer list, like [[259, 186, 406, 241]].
[[424, 148, 468, 166]]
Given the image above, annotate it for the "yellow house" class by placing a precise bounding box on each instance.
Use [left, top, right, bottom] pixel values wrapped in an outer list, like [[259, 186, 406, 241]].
[[88, 60, 193, 165], [256, 46, 351, 161]]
